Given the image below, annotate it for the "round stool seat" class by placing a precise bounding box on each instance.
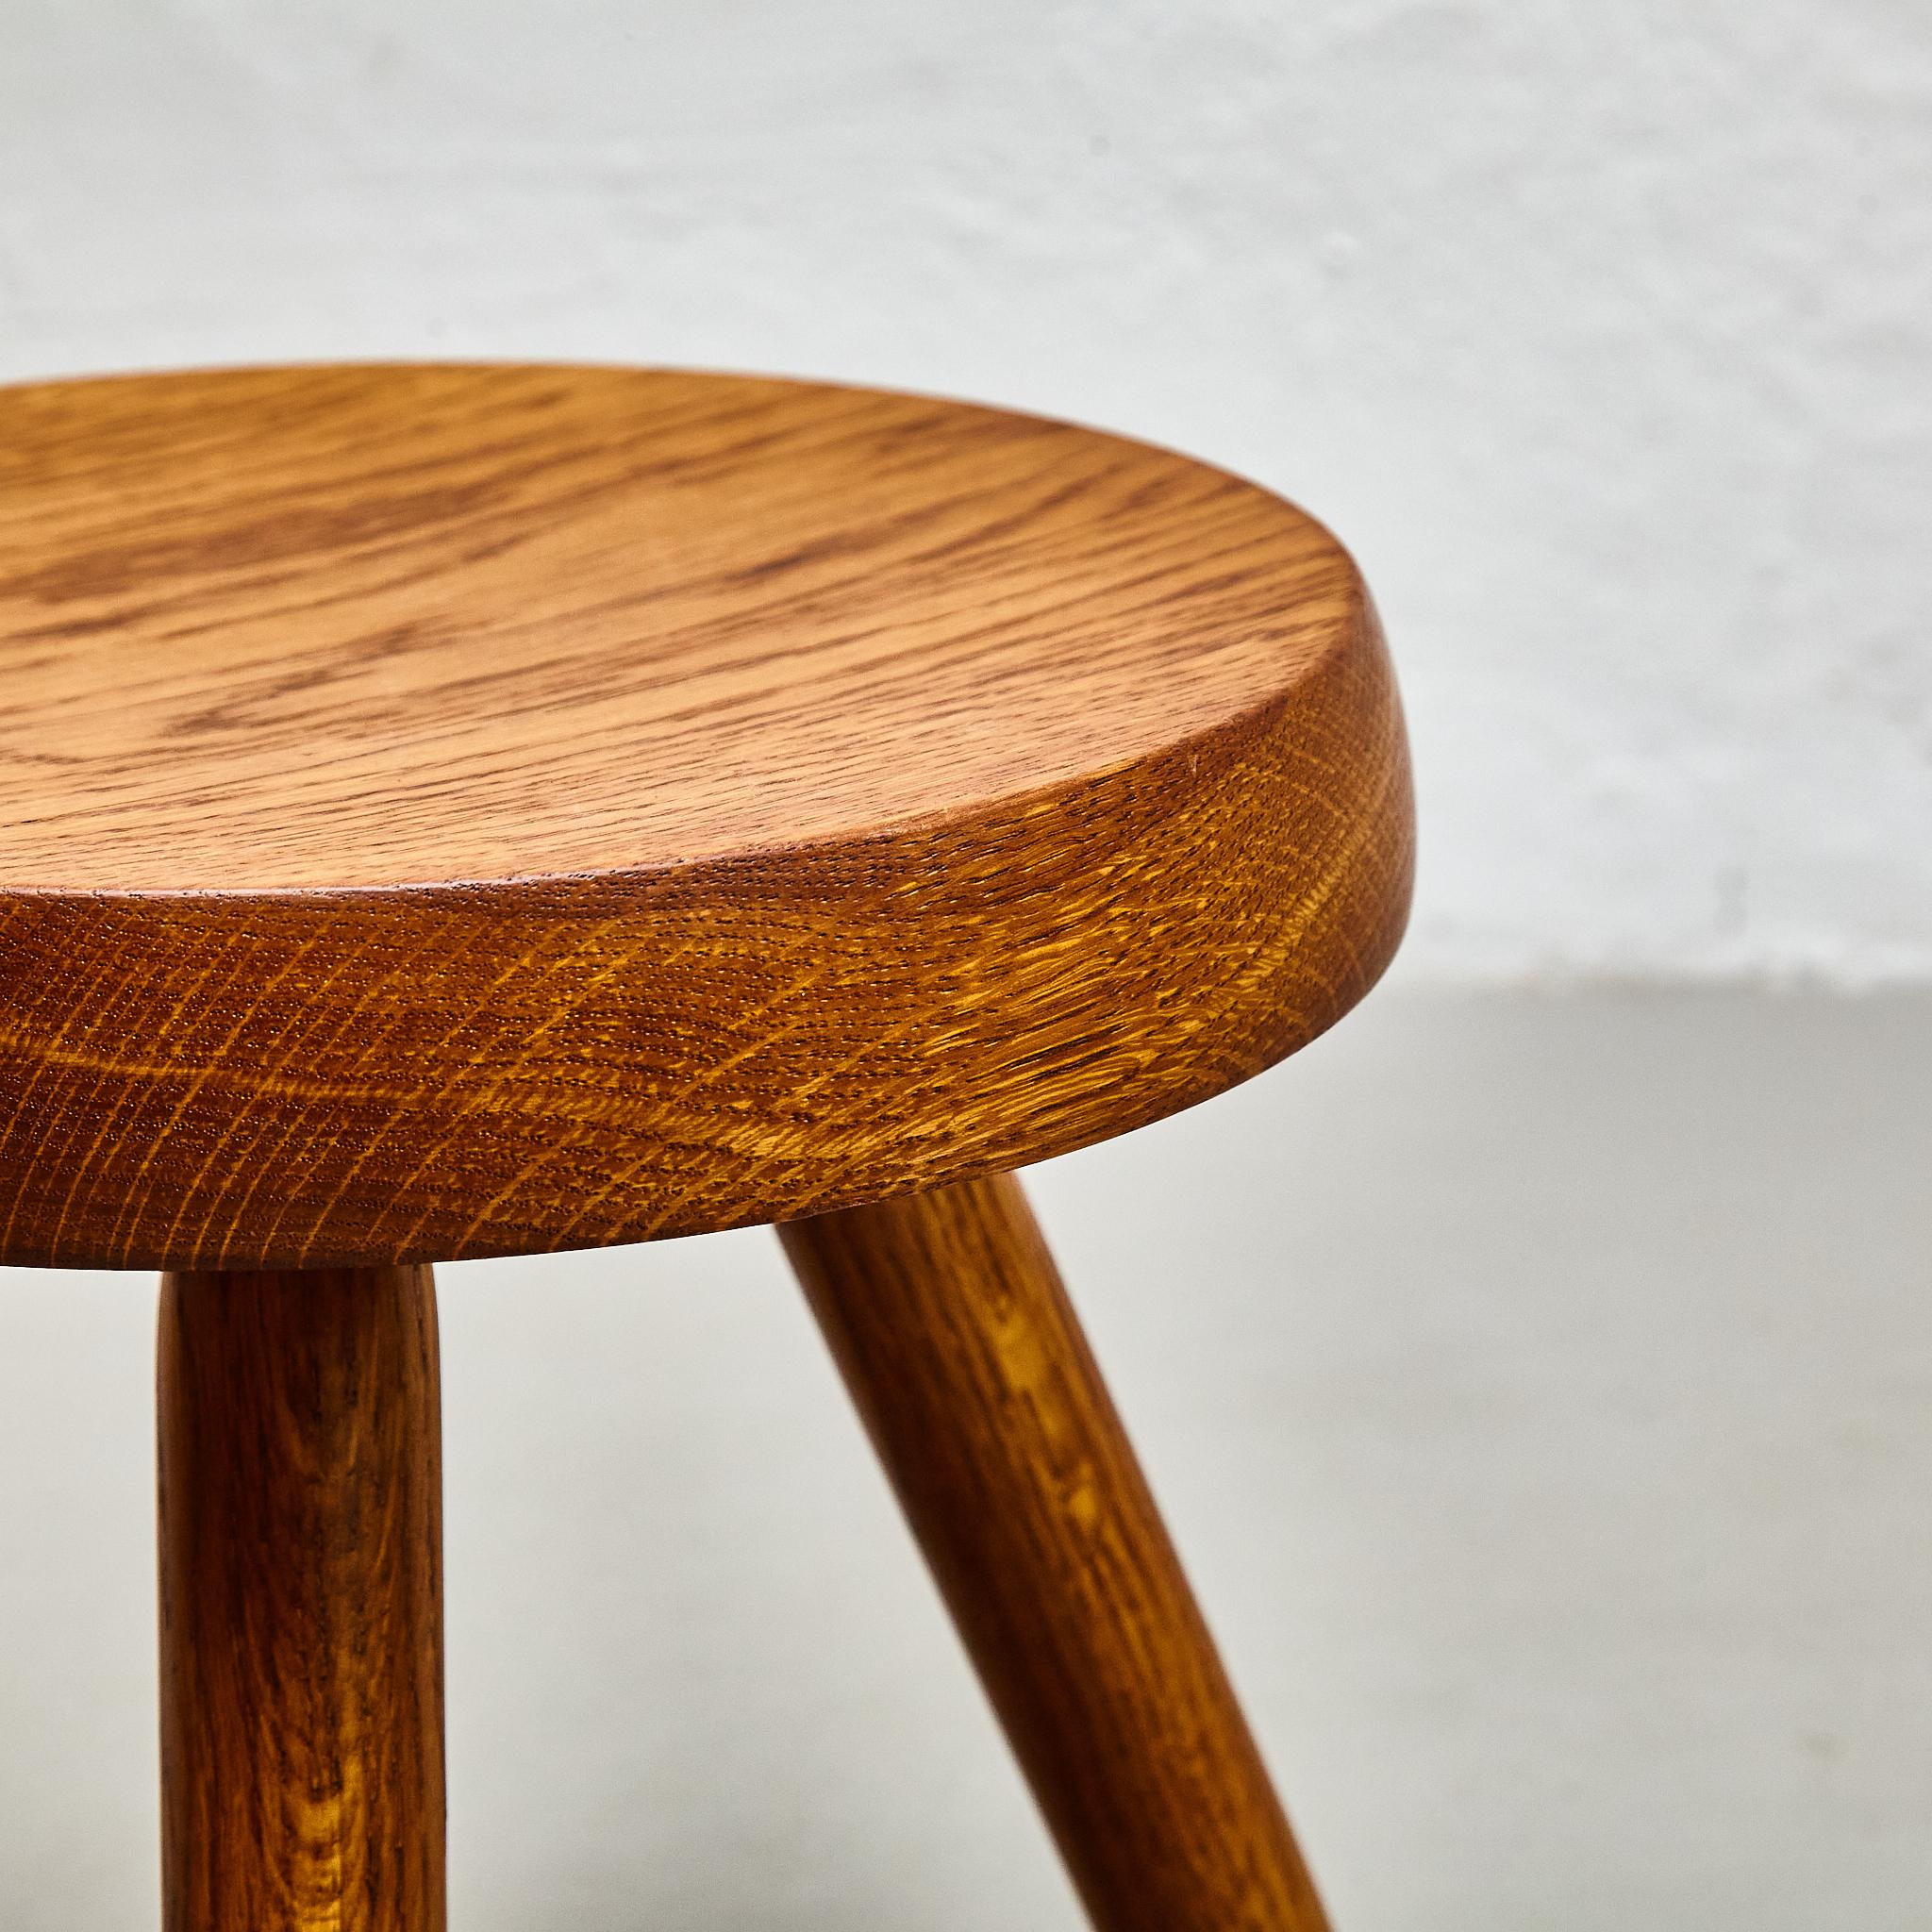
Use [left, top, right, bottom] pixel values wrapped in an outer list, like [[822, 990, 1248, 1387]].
[[0, 363, 1411, 1271]]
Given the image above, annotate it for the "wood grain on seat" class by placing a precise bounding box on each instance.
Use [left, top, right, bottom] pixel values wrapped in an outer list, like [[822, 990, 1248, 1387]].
[[0, 364, 1412, 1270]]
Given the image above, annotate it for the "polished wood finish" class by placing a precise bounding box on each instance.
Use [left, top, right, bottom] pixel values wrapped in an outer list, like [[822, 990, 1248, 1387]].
[[158, 1265, 445, 1932], [782, 1173, 1330, 1932], [12, 364, 1403, 1924], [0, 363, 1411, 1272]]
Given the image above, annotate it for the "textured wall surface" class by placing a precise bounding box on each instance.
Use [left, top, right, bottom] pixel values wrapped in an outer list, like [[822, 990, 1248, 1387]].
[[3, 0, 1926, 981]]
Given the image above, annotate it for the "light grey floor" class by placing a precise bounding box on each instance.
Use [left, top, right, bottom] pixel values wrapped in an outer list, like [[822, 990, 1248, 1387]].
[[0, 989, 1926, 1929]]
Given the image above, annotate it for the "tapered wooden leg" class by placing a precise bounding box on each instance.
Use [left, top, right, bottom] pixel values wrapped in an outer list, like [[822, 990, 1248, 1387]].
[[781, 1173, 1331, 1932], [157, 1266, 446, 1932]]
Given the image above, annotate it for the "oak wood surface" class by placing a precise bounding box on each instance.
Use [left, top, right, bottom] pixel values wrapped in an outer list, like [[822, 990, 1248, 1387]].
[[158, 1264, 445, 1932], [782, 1172, 1330, 1932], [0, 364, 1411, 1270]]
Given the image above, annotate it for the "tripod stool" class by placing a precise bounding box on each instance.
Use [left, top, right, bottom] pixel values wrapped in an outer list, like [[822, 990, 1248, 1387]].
[[0, 362, 1413, 1931]]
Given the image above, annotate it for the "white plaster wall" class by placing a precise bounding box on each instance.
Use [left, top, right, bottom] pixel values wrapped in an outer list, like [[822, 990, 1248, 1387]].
[[2, 0, 1927, 982]]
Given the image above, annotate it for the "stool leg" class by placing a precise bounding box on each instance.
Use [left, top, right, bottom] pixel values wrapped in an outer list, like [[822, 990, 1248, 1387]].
[[157, 1266, 446, 1932], [780, 1173, 1330, 1932]]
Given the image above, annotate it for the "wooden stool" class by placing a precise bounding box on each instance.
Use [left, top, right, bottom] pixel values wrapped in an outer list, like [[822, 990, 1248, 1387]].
[[0, 364, 1412, 1931]]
